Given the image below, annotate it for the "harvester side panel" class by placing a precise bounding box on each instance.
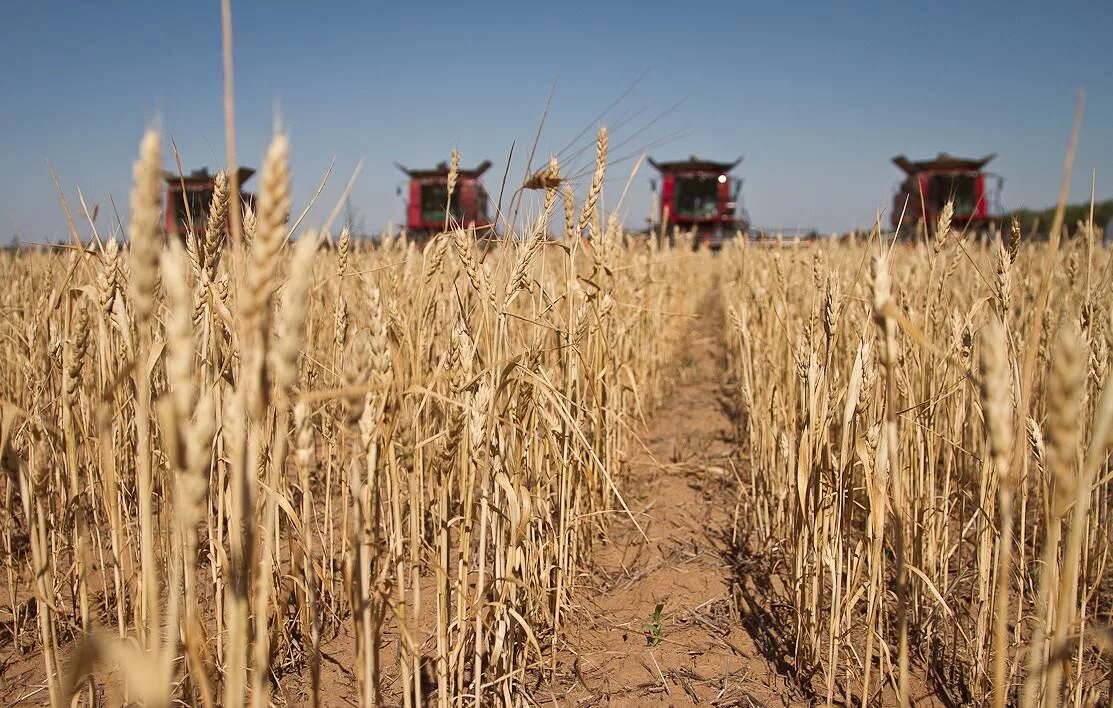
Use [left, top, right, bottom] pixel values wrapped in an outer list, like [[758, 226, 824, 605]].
[[407, 180, 424, 232], [717, 177, 731, 218], [660, 174, 675, 226], [459, 180, 477, 227]]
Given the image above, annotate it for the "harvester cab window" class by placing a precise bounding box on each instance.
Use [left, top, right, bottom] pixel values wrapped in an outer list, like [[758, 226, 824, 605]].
[[173, 189, 213, 236], [675, 176, 719, 218], [930, 173, 978, 215], [420, 183, 462, 224]]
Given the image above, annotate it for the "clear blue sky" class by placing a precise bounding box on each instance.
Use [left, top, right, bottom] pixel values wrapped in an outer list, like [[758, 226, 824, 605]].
[[2, 0, 1111, 242]]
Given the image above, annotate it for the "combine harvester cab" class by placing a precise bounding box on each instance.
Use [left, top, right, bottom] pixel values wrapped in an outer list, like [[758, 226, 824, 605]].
[[891, 153, 1002, 234], [395, 160, 493, 243], [164, 167, 256, 240], [648, 155, 750, 250]]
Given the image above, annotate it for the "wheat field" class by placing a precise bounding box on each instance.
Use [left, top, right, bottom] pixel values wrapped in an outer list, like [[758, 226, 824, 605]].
[[722, 221, 1112, 706], [0, 127, 716, 706], [0, 119, 1110, 706]]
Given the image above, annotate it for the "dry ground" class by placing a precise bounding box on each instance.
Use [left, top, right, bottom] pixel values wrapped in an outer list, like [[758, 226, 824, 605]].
[[543, 288, 795, 707]]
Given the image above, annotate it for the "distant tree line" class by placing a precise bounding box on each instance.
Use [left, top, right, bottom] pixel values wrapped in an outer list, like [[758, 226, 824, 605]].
[[1005, 199, 1113, 235]]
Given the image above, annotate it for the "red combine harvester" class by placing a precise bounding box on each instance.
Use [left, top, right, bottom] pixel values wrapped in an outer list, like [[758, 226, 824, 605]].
[[891, 153, 1002, 232], [163, 167, 256, 239], [395, 160, 493, 240], [648, 155, 750, 249]]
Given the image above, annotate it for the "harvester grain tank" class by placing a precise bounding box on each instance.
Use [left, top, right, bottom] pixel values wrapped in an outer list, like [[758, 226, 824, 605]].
[[648, 155, 750, 249], [395, 160, 493, 240], [890, 153, 1002, 232], [163, 167, 256, 240]]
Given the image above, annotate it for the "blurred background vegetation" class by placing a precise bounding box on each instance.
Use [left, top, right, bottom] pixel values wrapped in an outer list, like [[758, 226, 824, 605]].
[[1006, 199, 1113, 235]]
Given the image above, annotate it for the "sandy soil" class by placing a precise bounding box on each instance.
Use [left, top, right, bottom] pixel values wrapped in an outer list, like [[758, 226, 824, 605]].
[[541, 288, 805, 707]]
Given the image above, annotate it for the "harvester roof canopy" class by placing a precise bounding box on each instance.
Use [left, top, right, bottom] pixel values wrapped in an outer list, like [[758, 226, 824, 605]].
[[892, 153, 996, 175], [163, 166, 256, 186], [648, 155, 742, 174], [394, 160, 493, 179]]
